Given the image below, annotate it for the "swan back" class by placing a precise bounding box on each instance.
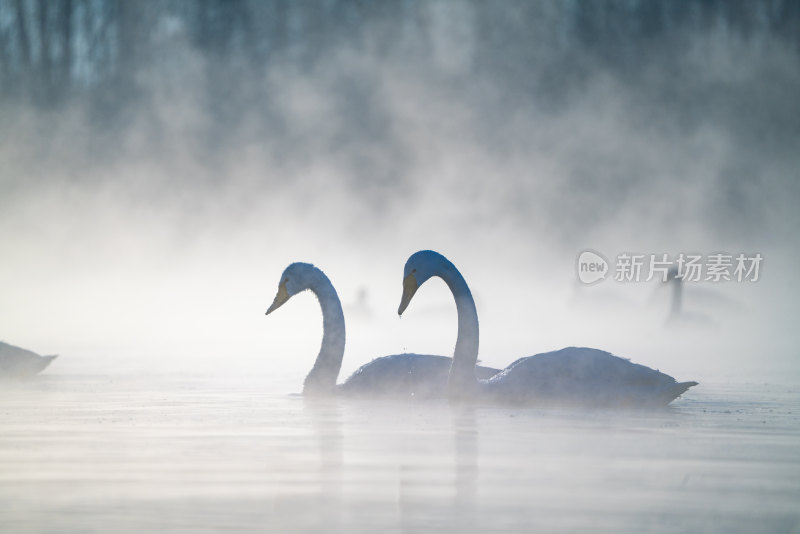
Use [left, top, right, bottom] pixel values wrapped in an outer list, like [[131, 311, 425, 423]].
[[486, 347, 696, 407], [340, 353, 500, 399]]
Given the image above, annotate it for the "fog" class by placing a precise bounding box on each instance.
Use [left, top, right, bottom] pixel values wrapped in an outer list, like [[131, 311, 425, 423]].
[[1, 1, 799, 385]]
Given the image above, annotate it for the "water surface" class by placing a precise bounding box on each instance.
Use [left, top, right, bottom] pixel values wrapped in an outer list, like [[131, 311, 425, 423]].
[[1, 375, 798, 533]]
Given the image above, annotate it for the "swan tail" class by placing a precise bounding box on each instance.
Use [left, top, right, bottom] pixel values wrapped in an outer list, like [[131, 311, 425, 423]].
[[665, 381, 698, 404], [26, 355, 58, 375]]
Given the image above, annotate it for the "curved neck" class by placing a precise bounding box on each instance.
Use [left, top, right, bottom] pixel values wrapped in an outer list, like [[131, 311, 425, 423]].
[[302, 270, 345, 395], [436, 260, 480, 394]]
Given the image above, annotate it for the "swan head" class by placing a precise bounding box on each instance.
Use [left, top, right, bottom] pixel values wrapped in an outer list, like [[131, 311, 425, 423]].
[[266, 262, 317, 315], [397, 250, 448, 315]]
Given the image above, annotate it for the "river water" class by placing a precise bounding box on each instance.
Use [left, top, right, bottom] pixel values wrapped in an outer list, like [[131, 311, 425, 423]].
[[1, 374, 798, 533]]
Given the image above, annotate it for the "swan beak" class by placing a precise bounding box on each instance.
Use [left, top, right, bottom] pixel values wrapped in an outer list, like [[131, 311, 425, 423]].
[[398, 273, 418, 315], [266, 281, 290, 315]]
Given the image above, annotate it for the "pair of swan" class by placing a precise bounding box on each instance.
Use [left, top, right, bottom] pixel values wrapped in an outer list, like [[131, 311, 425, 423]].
[[265, 262, 498, 398], [0, 341, 57, 377], [266, 251, 696, 406]]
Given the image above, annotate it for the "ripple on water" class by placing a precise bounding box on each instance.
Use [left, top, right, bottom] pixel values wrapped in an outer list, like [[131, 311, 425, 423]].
[[1, 376, 798, 533]]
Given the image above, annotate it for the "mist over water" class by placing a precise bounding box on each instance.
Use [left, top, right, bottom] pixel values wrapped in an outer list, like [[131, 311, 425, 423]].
[[1, 1, 799, 384], [3, 5, 800, 533]]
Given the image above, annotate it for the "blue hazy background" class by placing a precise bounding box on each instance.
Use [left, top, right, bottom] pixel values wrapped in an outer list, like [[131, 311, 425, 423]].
[[1, 1, 798, 385]]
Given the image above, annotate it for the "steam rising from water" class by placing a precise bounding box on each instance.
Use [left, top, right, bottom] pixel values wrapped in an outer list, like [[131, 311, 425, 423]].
[[1, 3, 798, 384]]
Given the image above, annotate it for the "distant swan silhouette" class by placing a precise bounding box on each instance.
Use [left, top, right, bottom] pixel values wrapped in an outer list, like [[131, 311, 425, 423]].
[[265, 262, 499, 398], [0, 341, 57, 377], [397, 251, 697, 407]]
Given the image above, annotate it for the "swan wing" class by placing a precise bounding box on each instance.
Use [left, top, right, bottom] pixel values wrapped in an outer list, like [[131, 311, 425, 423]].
[[341, 353, 500, 399], [488, 347, 696, 407]]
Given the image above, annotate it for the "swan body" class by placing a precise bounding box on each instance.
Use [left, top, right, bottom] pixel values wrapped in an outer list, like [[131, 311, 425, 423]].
[[341, 353, 499, 398], [398, 250, 697, 407], [265, 262, 499, 398], [0, 341, 57, 377], [483, 347, 696, 407]]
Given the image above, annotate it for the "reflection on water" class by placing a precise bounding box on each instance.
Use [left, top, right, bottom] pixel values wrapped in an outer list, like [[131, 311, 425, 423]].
[[1, 375, 799, 533]]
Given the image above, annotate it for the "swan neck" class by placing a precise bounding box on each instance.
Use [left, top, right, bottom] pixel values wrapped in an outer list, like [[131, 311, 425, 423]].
[[303, 272, 345, 395], [438, 261, 480, 391]]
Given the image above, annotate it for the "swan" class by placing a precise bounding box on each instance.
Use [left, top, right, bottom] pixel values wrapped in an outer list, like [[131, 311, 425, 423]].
[[662, 267, 736, 327], [397, 250, 697, 407], [0, 341, 57, 377], [265, 262, 499, 398]]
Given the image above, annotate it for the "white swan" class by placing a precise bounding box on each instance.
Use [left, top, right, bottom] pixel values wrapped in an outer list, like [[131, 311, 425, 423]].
[[0, 341, 57, 377], [265, 262, 499, 398], [397, 250, 697, 407]]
